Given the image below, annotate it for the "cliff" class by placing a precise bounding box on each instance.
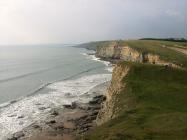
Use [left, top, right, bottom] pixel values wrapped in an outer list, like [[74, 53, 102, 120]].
[[96, 43, 180, 68], [96, 64, 130, 125], [82, 40, 187, 140], [95, 42, 183, 126]]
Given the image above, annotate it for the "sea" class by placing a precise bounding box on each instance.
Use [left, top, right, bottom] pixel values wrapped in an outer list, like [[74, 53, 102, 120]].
[[0, 45, 112, 139]]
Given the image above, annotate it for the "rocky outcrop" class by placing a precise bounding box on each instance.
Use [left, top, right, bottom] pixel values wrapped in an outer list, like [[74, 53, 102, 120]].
[[95, 42, 121, 59], [10, 95, 106, 140], [120, 46, 142, 62], [96, 43, 180, 68], [96, 64, 130, 125]]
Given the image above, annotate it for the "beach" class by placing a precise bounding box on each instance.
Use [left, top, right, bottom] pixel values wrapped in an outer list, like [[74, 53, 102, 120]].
[[9, 82, 110, 140]]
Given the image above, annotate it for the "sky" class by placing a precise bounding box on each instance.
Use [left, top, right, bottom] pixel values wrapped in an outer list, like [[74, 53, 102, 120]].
[[0, 0, 187, 45]]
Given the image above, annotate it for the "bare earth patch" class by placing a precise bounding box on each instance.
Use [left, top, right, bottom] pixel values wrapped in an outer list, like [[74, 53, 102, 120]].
[[168, 47, 187, 56]]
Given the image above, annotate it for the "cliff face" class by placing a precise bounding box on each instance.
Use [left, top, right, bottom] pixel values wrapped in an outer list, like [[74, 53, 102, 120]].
[[96, 44, 179, 68], [95, 43, 181, 125], [95, 42, 121, 59], [95, 43, 183, 125], [96, 64, 130, 125]]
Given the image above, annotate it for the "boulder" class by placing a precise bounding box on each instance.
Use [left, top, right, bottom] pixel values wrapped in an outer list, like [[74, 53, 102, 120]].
[[14, 131, 25, 139], [89, 95, 106, 105], [46, 120, 56, 124], [8, 137, 17, 140], [17, 115, 24, 119], [50, 110, 59, 116], [63, 102, 77, 109]]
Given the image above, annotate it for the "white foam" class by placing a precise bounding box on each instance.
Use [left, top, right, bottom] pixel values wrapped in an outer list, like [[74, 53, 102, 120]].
[[0, 102, 11, 109], [49, 74, 111, 103], [0, 74, 111, 139], [84, 53, 114, 72]]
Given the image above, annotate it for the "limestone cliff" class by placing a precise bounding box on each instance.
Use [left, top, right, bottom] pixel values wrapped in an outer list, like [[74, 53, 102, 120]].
[[95, 42, 121, 59], [96, 43, 179, 68], [96, 64, 130, 125]]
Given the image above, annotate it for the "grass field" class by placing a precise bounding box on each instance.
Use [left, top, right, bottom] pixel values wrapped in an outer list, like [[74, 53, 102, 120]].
[[85, 62, 187, 140]]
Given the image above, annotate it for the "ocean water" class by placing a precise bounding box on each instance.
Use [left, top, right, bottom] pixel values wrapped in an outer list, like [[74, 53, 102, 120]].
[[0, 45, 112, 139]]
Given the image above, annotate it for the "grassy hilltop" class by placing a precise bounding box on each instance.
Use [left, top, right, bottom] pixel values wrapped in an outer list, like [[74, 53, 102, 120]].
[[79, 39, 187, 140], [120, 40, 187, 68]]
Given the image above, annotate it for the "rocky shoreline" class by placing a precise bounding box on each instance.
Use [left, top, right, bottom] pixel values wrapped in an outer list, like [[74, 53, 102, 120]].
[[8, 82, 109, 140]]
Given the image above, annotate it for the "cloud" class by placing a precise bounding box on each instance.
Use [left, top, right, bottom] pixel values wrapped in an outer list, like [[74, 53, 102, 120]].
[[0, 0, 186, 45]]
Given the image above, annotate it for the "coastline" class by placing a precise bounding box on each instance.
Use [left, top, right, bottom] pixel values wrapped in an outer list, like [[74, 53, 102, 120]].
[[8, 82, 110, 140], [6, 52, 113, 140], [5, 40, 187, 140]]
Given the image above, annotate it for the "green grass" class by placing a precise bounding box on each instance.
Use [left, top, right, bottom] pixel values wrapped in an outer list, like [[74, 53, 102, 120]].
[[119, 40, 187, 68], [85, 62, 187, 140]]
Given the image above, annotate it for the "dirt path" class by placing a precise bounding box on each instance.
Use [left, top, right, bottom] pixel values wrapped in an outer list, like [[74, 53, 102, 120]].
[[168, 47, 187, 56]]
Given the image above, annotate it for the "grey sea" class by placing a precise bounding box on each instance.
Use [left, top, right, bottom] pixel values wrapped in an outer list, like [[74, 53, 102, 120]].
[[0, 45, 112, 139]]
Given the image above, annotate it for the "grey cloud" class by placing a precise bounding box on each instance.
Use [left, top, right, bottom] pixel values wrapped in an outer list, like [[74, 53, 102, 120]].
[[0, 0, 186, 45]]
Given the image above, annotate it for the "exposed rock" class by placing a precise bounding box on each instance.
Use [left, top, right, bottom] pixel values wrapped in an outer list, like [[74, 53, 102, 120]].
[[50, 110, 59, 116], [32, 124, 40, 129], [14, 93, 106, 139], [10, 100, 17, 104], [38, 107, 47, 110], [8, 132, 25, 140], [50, 120, 56, 124], [96, 43, 180, 68], [77, 114, 89, 120], [71, 102, 77, 109], [95, 42, 121, 59], [17, 115, 24, 119], [14, 131, 25, 139], [46, 120, 56, 124], [8, 137, 17, 140], [63, 102, 77, 109], [53, 122, 64, 130], [78, 105, 91, 111], [96, 64, 130, 125], [8, 114, 17, 117], [89, 105, 101, 111], [87, 52, 95, 55], [63, 104, 72, 109], [89, 110, 99, 116], [63, 122, 76, 130], [35, 103, 42, 106], [89, 95, 106, 105]]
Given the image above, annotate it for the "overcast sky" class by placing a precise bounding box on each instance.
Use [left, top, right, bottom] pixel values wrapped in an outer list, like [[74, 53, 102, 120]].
[[0, 0, 187, 45]]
